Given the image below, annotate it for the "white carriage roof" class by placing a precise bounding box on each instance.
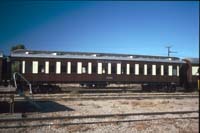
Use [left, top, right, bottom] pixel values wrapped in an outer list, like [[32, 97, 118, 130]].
[[11, 49, 184, 63]]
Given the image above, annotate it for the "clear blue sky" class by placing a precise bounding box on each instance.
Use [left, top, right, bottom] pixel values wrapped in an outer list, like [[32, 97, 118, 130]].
[[0, 1, 199, 58]]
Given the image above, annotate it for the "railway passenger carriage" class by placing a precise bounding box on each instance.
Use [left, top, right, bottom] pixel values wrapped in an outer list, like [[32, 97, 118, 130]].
[[9, 49, 197, 92], [0, 49, 199, 92]]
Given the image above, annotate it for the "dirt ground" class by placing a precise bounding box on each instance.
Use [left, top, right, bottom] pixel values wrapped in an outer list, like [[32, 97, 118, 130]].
[[0, 97, 199, 133]]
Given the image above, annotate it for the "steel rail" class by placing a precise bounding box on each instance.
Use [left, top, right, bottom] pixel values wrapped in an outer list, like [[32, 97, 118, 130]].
[[0, 116, 198, 129], [18, 92, 199, 97], [0, 110, 198, 122], [14, 95, 199, 101]]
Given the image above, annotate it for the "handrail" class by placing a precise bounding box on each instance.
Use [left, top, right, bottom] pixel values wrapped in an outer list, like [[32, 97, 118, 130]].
[[13, 72, 32, 94]]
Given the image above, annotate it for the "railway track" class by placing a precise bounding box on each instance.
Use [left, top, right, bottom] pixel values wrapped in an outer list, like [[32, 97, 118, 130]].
[[0, 110, 198, 129], [30, 85, 197, 94], [24, 92, 199, 96], [38, 87, 196, 94], [14, 92, 199, 101]]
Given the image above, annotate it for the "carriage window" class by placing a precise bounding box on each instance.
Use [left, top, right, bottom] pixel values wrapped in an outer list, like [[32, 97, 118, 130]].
[[56, 61, 61, 74], [168, 65, 173, 76], [45, 61, 49, 74], [135, 64, 139, 75], [144, 64, 147, 75], [88, 62, 92, 74], [22, 61, 25, 74], [82, 67, 86, 73], [152, 65, 156, 76], [25, 61, 32, 73], [117, 63, 121, 75], [108, 63, 111, 74], [67, 62, 71, 74], [177, 66, 179, 76], [77, 62, 82, 74], [97, 63, 102, 74], [32, 61, 38, 74], [126, 64, 130, 75], [161, 65, 164, 76], [192, 66, 199, 75]]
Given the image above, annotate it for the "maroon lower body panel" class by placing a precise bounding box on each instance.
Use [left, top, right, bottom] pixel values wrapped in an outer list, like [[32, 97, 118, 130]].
[[22, 73, 180, 84]]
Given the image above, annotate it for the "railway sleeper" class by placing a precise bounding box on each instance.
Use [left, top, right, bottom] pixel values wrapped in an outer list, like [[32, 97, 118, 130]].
[[142, 83, 176, 92]]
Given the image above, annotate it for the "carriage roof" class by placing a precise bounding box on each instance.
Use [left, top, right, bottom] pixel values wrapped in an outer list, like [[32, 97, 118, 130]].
[[11, 49, 184, 63]]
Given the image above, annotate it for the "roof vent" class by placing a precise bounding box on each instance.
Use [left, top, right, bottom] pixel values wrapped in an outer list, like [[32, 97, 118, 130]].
[[129, 56, 133, 58], [52, 52, 57, 55]]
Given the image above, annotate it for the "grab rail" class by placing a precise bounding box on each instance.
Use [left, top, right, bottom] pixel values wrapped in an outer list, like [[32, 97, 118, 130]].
[[13, 72, 32, 94]]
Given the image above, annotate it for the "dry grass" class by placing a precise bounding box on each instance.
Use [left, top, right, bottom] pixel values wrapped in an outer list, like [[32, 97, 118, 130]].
[[131, 101, 140, 106], [159, 100, 170, 104], [132, 122, 151, 131], [94, 105, 101, 108], [111, 104, 117, 108], [119, 101, 129, 105], [77, 103, 85, 106], [90, 103, 101, 108], [174, 120, 199, 133], [67, 125, 92, 132], [130, 100, 175, 109], [131, 101, 156, 107]]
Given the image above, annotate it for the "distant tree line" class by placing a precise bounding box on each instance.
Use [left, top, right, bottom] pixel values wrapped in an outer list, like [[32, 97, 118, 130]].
[[11, 44, 26, 51]]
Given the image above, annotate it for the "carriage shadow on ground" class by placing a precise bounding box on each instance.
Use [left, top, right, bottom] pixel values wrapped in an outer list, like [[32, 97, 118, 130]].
[[0, 101, 74, 113]]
